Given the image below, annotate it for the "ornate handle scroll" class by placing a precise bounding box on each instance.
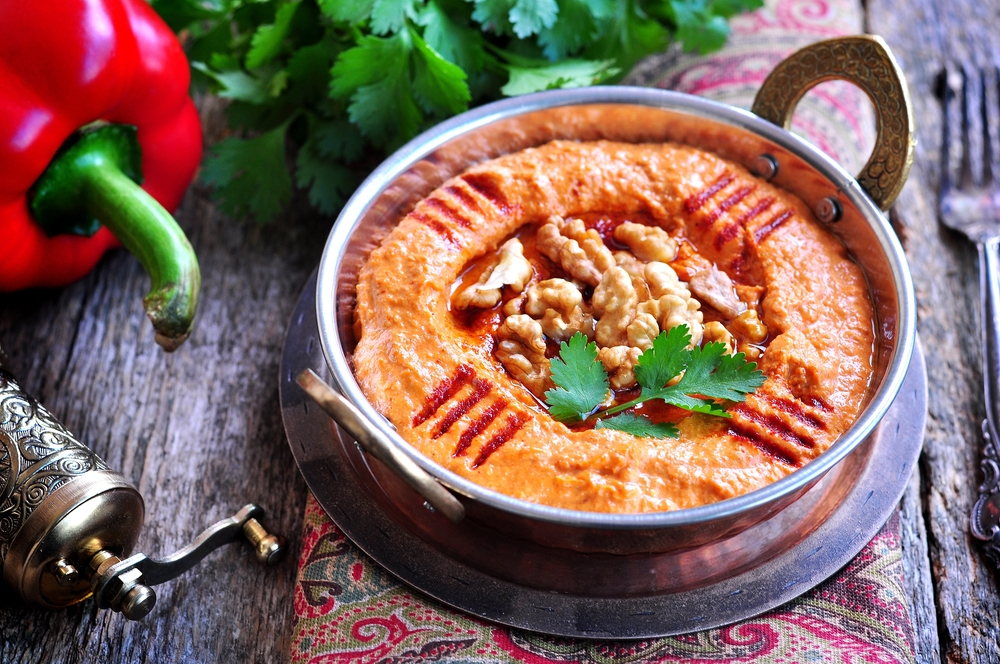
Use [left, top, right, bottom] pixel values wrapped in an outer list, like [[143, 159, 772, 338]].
[[0, 347, 109, 574], [751, 35, 916, 211]]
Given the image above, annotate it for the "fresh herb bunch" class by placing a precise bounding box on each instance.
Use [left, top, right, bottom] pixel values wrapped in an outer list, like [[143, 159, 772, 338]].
[[154, 0, 762, 222], [544, 325, 765, 438]]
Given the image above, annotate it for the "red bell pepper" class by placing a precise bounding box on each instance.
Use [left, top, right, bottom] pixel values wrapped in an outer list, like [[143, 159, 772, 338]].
[[0, 0, 202, 350]]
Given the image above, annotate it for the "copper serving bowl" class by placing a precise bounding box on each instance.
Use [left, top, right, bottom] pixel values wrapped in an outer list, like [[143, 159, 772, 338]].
[[309, 36, 917, 596]]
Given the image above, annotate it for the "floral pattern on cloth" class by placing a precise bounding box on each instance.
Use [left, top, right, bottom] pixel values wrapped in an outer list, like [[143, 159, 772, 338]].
[[291, 495, 915, 664], [291, 0, 915, 661]]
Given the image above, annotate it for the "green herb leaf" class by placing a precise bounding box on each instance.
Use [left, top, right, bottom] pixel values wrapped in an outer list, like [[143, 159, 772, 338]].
[[544, 332, 609, 424], [546, 324, 765, 437], [470, 0, 516, 36], [583, 1, 669, 73], [245, 0, 301, 69], [160, 0, 760, 223], [192, 62, 269, 103], [500, 57, 619, 95], [313, 119, 366, 162], [331, 33, 423, 147], [537, 0, 612, 60], [411, 29, 471, 115], [417, 1, 487, 74], [317, 0, 374, 24], [371, 0, 421, 35], [509, 0, 560, 39], [633, 324, 692, 399], [295, 141, 358, 215], [200, 125, 292, 223], [654, 340, 765, 416], [596, 413, 678, 439]]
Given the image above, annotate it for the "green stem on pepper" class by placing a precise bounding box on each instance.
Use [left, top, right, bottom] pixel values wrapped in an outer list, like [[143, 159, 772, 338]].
[[30, 124, 200, 351]]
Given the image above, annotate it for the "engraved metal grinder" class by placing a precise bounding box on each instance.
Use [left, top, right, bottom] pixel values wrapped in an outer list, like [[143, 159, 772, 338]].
[[0, 344, 286, 620]]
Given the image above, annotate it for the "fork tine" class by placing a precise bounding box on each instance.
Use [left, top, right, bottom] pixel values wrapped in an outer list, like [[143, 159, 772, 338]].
[[984, 63, 1000, 185], [942, 64, 964, 193], [964, 63, 986, 188]]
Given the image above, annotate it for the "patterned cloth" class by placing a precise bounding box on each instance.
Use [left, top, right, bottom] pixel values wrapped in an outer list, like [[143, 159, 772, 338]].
[[291, 1, 916, 661]]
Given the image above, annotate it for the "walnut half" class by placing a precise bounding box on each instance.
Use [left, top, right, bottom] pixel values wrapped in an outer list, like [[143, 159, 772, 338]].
[[454, 238, 534, 310], [525, 279, 595, 342], [536, 216, 615, 287], [495, 314, 552, 397]]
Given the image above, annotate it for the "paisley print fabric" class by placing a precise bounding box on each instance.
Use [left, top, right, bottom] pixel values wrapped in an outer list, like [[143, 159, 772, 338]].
[[292, 0, 915, 661]]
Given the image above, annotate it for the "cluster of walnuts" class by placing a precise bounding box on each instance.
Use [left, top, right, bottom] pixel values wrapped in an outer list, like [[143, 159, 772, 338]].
[[454, 216, 768, 398]]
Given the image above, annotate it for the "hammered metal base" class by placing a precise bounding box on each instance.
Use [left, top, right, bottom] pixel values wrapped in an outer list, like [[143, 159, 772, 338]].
[[280, 272, 927, 638]]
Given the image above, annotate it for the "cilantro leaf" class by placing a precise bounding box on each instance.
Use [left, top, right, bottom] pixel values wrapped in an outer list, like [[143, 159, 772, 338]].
[[192, 62, 269, 103], [509, 0, 560, 39], [411, 29, 471, 115], [317, 0, 374, 23], [245, 0, 301, 69], [313, 119, 366, 162], [553, 324, 765, 435], [655, 341, 765, 416], [417, 1, 487, 74], [201, 125, 292, 223], [160, 0, 760, 223], [371, 0, 421, 35], [331, 33, 423, 148], [583, 0, 669, 74], [295, 140, 358, 214], [500, 57, 619, 95], [633, 324, 691, 399], [544, 332, 609, 424], [470, 0, 516, 35], [596, 413, 678, 439], [537, 0, 611, 60]]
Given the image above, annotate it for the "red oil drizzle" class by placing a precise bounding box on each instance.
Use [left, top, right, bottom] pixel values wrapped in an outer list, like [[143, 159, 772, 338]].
[[727, 425, 800, 467], [461, 173, 511, 213], [412, 211, 460, 247], [472, 412, 530, 468], [699, 185, 755, 226], [453, 398, 508, 457], [412, 364, 475, 427], [803, 395, 833, 412], [425, 196, 472, 229], [684, 172, 734, 214], [731, 403, 816, 449], [752, 209, 793, 244], [758, 393, 827, 431], [443, 184, 482, 215], [433, 379, 492, 438], [716, 197, 775, 250]]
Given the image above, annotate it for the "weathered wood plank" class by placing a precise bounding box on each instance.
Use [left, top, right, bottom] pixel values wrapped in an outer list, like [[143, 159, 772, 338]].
[[867, 0, 1000, 661], [0, 99, 327, 661]]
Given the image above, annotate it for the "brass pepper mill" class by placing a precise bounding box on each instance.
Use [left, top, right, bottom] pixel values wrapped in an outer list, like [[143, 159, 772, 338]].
[[0, 344, 286, 619]]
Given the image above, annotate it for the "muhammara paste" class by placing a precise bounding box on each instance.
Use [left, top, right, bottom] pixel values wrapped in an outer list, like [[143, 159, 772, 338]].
[[352, 140, 874, 513]]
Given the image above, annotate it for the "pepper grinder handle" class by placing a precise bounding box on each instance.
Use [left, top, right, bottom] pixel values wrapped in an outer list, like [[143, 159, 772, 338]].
[[0, 344, 285, 618]]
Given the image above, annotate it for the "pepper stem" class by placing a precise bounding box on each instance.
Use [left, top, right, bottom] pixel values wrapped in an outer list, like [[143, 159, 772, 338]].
[[84, 165, 200, 351], [29, 124, 200, 351]]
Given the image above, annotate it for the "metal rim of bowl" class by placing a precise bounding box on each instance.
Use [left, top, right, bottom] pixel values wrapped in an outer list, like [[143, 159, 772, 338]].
[[314, 85, 917, 530]]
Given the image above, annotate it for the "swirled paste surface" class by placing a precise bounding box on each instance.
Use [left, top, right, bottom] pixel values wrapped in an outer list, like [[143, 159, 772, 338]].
[[353, 140, 874, 513]]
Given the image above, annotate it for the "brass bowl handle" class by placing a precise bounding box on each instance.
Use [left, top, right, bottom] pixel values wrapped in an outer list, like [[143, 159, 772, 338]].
[[297, 369, 466, 523], [751, 35, 916, 211]]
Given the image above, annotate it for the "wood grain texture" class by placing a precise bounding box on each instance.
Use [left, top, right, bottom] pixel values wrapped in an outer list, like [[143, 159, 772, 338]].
[[866, 1, 1000, 662], [6, 2, 1000, 661], [0, 97, 326, 662]]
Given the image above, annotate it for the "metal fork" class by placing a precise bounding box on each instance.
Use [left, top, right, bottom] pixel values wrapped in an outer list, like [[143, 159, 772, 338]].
[[939, 63, 1000, 559]]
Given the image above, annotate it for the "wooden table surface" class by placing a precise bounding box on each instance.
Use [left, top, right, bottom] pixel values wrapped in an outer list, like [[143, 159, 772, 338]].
[[1, 1, 999, 662]]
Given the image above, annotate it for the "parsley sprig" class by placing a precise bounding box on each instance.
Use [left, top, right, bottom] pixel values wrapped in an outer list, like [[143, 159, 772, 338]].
[[154, 0, 763, 223], [543, 325, 765, 438]]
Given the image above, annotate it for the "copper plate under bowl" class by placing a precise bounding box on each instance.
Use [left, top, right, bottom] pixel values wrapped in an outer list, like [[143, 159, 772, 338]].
[[282, 272, 927, 636]]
